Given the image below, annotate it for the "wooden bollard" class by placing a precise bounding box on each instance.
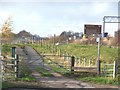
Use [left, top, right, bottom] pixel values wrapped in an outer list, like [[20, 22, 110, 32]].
[[71, 56, 75, 74]]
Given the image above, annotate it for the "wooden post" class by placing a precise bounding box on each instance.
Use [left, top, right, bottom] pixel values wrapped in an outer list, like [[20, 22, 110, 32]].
[[12, 47, 16, 64], [71, 56, 75, 74], [64, 51, 66, 61], [14, 55, 19, 78], [113, 60, 117, 79], [89, 59, 91, 67], [59, 49, 61, 57], [84, 58, 85, 67], [1, 60, 4, 81], [97, 60, 101, 76], [40, 38, 42, 47]]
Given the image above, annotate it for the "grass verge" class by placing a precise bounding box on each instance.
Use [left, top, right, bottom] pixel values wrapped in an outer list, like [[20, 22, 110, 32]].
[[35, 66, 53, 77]]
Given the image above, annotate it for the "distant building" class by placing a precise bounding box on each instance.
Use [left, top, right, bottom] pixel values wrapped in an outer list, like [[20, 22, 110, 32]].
[[114, 30, 120, 38], [74, 33, 80, 39], [84, 24, 102, 37], [104, 32, 108, 37]]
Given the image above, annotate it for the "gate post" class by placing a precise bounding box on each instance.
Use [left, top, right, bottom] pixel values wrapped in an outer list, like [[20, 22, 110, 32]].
[[113, 60, 118, 79], [15, 55, 19, 78], [12, 47, 16, 64], [97, 60, 101, 76], [71, 56, 75, 74]]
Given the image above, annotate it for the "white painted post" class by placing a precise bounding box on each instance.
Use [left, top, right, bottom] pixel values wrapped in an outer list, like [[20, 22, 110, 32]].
[[113, 60, 116, 79], [14, 54, 19, 78]]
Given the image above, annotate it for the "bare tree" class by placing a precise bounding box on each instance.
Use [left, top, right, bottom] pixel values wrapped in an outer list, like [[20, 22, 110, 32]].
[[0, 16, 13, 43]]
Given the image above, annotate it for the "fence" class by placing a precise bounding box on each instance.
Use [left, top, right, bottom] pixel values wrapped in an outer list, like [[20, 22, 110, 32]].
[[1, 55, 19, 81], [41, 54, 99, 75], [42, 54, 71, 73], [71, 56, 99, 75], [103, 60, 118, 79], [34, 46, 118, 78]]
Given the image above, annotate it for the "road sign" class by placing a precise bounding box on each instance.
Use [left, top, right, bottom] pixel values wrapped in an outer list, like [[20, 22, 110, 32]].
[[96, 37, 100, 42]]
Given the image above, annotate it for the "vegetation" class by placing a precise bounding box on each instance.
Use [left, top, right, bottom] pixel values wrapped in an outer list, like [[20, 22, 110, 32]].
[[18, 57, 36, 81], [30, 44, 118, 64], [30, 43, 119, 86], [2, 81, 15, 89], [16, 76, 35, 82], [35, 66, 53, 77], [0, 16, 13, 43], [2, 43, 118, 86], [2, 44, 12, 56], [76, 76, 119, 86], [45, 58, 119, 86]]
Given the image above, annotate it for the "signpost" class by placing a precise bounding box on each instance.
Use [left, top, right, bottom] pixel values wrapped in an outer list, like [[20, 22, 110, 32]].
[[96, 36, 101, 76]]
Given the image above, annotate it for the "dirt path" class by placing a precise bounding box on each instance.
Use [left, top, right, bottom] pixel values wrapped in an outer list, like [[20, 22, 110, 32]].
[[15, 46, 118, 88]]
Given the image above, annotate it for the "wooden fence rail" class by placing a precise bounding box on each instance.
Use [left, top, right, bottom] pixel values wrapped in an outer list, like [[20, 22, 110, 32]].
[[41, 52, 118, 78], [71, 56, 98, 74], [1, 55, 19, 81], [103, 60, 118, 79]]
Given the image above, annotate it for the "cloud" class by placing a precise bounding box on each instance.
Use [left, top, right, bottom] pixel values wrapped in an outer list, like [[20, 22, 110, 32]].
[[93, 3, 109, 15], [0, 2, 118, 36], [26, 13, 41, 22], [0, 9, 12, 24]]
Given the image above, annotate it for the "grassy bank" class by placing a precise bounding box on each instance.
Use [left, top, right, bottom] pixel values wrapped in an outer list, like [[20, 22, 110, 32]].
[[30, 44, 118, 64]]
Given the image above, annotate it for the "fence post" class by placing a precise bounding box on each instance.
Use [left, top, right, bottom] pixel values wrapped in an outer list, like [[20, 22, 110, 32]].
[[84, 57, 86, 67], [1, 58, 4, 81], [71, 56, 75, 74], [59, 49, 61, 57], [14, 55, 19, 78], [97, 60, 101, 76], [64, 51, 66, 61], [113, 60, 117, 79], [12, 47, 16, 64], [89, 58, 91, 67]]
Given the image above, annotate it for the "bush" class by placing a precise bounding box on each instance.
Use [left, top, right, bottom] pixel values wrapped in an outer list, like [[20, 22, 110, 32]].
[[2, 44, 11, 55], [19, 60, 32, 77]]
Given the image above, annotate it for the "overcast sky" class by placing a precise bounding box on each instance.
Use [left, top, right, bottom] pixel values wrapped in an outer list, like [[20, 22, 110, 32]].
[[0, 0, 119, 37]]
